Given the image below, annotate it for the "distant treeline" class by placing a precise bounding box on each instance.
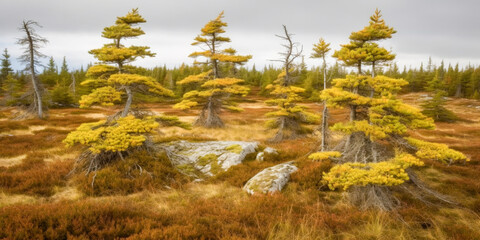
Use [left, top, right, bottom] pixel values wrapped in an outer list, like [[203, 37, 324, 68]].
[[1, 51, 480, 108]]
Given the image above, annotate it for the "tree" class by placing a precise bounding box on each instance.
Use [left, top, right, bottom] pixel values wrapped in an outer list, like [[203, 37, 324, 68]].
[[17, 20, 48, 119], [0, 49, 14, 87], [59, 56, 70, 85], [2, 74, 22, 106], [40, 56, 58, 86], [65, 9, 188, 181], [80, 8, 173, 117], [421, 71, 457, 122], [264, 25, 319, 142], [173, 11, 252, 128], [310, 10, 468, 211], [311, 38, 331, 151]]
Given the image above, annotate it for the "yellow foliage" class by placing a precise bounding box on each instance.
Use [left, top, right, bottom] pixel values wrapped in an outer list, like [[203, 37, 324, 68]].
[[406, 137, 469, 164], [115, 8, 146, 25], [332, 75, 370, 89], [323, 153, 423, 190], [108, 74, 174, 97], [63, 116, 159, 153], [320, 88, 371, 108], [201, 78, 244, 88], [212, 54, 252, 63], [173, 100, 199, 110], [311, 38, 331, 59], [89, 45, 139, 63], [177, 71, 212, 85], [86, 64, 118, 79], [79, 86, 123, 108], [308, 151, 341, 161], [332, 120, 387, 140], [369, 76, 408, 96], [370, 99, 435, 130]]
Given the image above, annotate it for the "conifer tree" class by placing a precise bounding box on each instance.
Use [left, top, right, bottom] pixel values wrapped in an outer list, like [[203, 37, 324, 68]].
[[310, 10, 468, 211], [311, 38, 331, 151], [65, 9, 188, 178], [0, 49, 13, 86], [17, 20, 48, 119], [265, 25, 319, 142], [2, 74, 22, 106], [421, 71, 457, 122], [79, 8, 173, 117], [174, 11, 252, 128], [40, 56, 58, 86]]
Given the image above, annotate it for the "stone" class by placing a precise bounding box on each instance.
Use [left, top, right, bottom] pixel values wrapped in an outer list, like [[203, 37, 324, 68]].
[[160, 140, 259, 177], [263, 147, 278, 155], [243, 161, 298, 195], [255, 152, 265, 162]]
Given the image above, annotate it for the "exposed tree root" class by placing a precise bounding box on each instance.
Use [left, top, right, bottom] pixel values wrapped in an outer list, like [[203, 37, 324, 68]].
[[331, 132, 460, 211], [194, 97, 224, 128], [349, 185, 400, 211], [268, 116, 303, 143]]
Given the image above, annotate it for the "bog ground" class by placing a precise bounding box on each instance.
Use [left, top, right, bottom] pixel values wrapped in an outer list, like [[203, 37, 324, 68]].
[[0, 92, 479, 239]]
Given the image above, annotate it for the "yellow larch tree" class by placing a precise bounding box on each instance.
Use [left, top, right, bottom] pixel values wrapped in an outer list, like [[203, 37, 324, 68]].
[[309, 9, 468, 211], [64, 9, 189, 178], [173, 11, 252, 128]]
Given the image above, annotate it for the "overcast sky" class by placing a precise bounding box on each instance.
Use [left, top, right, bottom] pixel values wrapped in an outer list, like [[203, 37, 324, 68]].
[[1, 0, 479, 72]]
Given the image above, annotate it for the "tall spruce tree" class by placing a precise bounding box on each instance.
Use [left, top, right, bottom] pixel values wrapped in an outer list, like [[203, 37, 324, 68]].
[[310, 10, 468, 211], [173, 12, 251, 128]]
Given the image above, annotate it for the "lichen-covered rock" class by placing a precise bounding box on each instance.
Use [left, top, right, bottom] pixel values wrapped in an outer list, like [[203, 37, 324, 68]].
[[264, 147, 278, 155], [255, 152, 265, 162], [243, 161, 298, 195], [160, 140, 258, 177], [255, 147, 278, 162]]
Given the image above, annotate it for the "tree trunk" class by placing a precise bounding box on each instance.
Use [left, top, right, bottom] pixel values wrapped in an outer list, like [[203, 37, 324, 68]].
[[321, 55, 329, 151], [350, 105, 357, 121], [122, 86, 132, 117], [455, 84, 462, 98], [195, 96, 224, 128], [24, 22, 43, 119], [70, 73, 76, 98], [370, 61, 375, 98]]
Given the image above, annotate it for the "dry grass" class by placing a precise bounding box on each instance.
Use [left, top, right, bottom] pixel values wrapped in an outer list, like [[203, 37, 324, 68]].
[[0, 94, 479, 239]]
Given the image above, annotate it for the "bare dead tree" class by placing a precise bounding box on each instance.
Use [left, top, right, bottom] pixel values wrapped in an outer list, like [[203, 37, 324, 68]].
[[17, 20, 48, 119], [266, 25, 308, 142], [272, 25, 303, 86]]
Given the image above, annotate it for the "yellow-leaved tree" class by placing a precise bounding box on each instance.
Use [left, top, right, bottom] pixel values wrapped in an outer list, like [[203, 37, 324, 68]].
[[64, 9, 189, 180], [265, 25, 319, 142], [309, 9, 469, 211], [173, 11, 252, 128]]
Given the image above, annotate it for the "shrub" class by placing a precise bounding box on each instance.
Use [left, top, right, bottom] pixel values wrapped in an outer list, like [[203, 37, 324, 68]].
[[290, 160, 333, 191], [75, 150, 189, 196], [0, 153, 72, 196], [50, 85, 75, 108]]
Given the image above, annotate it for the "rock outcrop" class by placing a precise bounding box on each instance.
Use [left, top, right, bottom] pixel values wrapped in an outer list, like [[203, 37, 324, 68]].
[[255, 147, 279, 162], [160, 140, 259, 177], [243, 161, 298, 194]]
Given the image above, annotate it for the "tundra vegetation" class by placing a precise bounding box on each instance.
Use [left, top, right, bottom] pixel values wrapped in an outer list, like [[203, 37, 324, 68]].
[[0, 8, 479, 240]]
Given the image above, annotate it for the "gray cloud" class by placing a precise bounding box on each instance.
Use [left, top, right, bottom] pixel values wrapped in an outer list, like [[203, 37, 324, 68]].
[[1, 0, 479, 71]]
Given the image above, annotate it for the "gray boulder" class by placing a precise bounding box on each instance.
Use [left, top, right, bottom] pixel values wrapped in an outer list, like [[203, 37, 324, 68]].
[[243, 161, 298, 194], [160, 140, 258, 177], [255, 147, 279, 162]]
